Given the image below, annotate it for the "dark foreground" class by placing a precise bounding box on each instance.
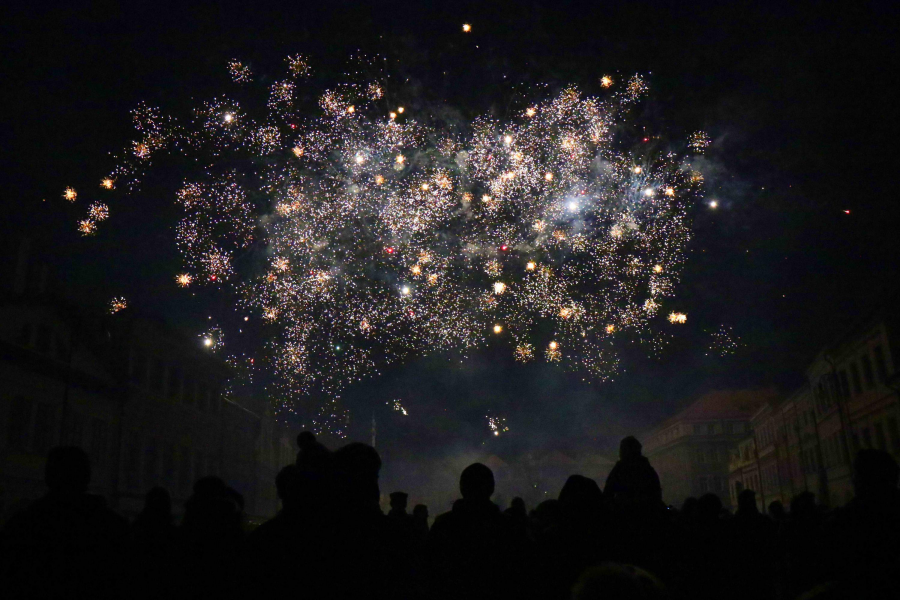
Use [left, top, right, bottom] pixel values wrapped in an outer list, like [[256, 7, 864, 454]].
[[1, 436, 899, 600]]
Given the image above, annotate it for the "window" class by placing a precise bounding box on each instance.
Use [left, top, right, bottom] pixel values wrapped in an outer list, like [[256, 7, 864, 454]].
[[90, 419, 108, 467], [151, 360, 166, 393], [875, 422, 886, 450], [35, 324, 52, 354], [861, 355, 875, 390], [887, 417, 900, 455], [167, 367, 182, 400], [32, 403, 55, 456], [838, 370, 850, 400], [126, 437, 141, 491], [849, 363, 863, 395], [725, 422, 734, 434], [698, 477, 709, 493], [706, 448, 716, 463], [144, 443, 159, 486], [130, 352, 148, 386], [17, 323, 34, 347], [163, 447, 176, 490], [707, 423, 716, 435], [179, 449, 193, 495], [63, 411, 84, 446], [183, 379, 196, 405], [873, 345, 888, 384], [8, 397, 33, 451]]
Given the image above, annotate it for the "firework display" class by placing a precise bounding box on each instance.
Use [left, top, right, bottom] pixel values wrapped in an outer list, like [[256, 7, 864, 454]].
[[86, 54, 706, 434]]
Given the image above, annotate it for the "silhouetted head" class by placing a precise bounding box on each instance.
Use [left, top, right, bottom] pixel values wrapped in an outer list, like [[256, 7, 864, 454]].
[[297, 431, 317, 450], [572, 562, 668, 600], [510, 497, 526, 513], [275, 464, 302, 508], [790, 491, 816, 518], [619, 436, 643, 460], [559, 474, 603, 514], [45, 446, 91, 495], [226, 487, 244, 514], [193, 476, 229, 500], [853, 449, 900, 499], [390, 491, 408, 511], [413, 504, 428, 519], [680, 497, 698, 517], [768, 500, 785, 519], [333, 443, 382, 511], [143, 486, 172, 518], [737, 489, 758, 513], [460, 462, 494, 501], [697, 493, 722, 522]]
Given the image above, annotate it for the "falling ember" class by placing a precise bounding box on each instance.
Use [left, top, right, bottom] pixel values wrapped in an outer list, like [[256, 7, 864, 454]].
[[292, 146, 304, 157], [223, 113, 234, 123], [600, 75, 613, 88], [274, 257, 290, 271], [397, 107, 405, 114], [668, 312, 688, 324], [493, 281, 507, 294], [633, 166, 642, 174], [653, 264, 663, 273], [375, 175, 385, 185], [400, 285, 411, 296], [493, 324, 503, 334], [709, 200, 719, 209], [606, 324, 616, 333], [526, 261, 536, 271], [101, 178, 115, 190], [462, 23, 472, 32], [544, 172, 554, 181], [525, 107, 537, 117], [665, 187, 675, 196], [395, 154, 405, 164], [410, 265, 422, 275], [176, 273, 193, 287], [63, 187, 77, 202], [108, 297, 127, 314]]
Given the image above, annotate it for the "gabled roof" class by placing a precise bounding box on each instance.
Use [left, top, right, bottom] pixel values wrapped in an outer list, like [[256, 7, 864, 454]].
[[652, 388, 777, 433]]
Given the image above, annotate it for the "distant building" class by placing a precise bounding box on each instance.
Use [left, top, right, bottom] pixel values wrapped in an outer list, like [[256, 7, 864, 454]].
[[0, 238, 296, 524], [642, 389, 775, 510]]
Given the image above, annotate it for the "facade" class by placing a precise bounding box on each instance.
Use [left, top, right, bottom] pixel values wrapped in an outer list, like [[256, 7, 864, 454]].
[[727, 310, 900, 512], [642, 389, 776, 510], [0, 239, 296, 524]]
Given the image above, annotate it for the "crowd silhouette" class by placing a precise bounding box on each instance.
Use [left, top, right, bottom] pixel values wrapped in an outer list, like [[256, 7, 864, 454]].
[[1, 435, 899, 599]]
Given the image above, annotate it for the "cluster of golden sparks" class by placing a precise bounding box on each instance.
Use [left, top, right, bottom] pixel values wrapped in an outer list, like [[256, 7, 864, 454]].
[[86, 52, 706, 434]]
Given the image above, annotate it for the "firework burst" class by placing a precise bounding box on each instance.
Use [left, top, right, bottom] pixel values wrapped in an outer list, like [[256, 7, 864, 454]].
[[91, 55, 706, 434]]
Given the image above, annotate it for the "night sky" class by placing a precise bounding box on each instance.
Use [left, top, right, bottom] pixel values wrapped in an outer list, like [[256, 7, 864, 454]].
[[3, 1, 898, 458]]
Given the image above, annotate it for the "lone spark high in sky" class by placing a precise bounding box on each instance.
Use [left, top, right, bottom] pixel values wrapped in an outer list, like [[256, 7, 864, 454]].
[[87, 54, 704, 435]]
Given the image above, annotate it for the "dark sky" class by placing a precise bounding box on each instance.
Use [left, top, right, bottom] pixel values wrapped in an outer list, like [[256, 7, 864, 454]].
[[3, 0, 898, 455]]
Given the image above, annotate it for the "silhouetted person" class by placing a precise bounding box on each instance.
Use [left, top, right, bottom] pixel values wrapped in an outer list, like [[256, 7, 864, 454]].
[[768, 499, 786, 523], [730, 490, 777, 600], [832, 450, 900, 594], [427, 463, 525, 600], [131, 487, 178, 599], [413, 503, 430, 538], [296, 430, 330, 472], [538, 475, 609, 599], [389, 490, 410, 518], [604, 436, 662, 512], [0, 446, 129, 598], [781, 491, 827, 598], [176, 476, 245, 596], [246, 464, 329, 595], [572, 563, 668, 600]]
